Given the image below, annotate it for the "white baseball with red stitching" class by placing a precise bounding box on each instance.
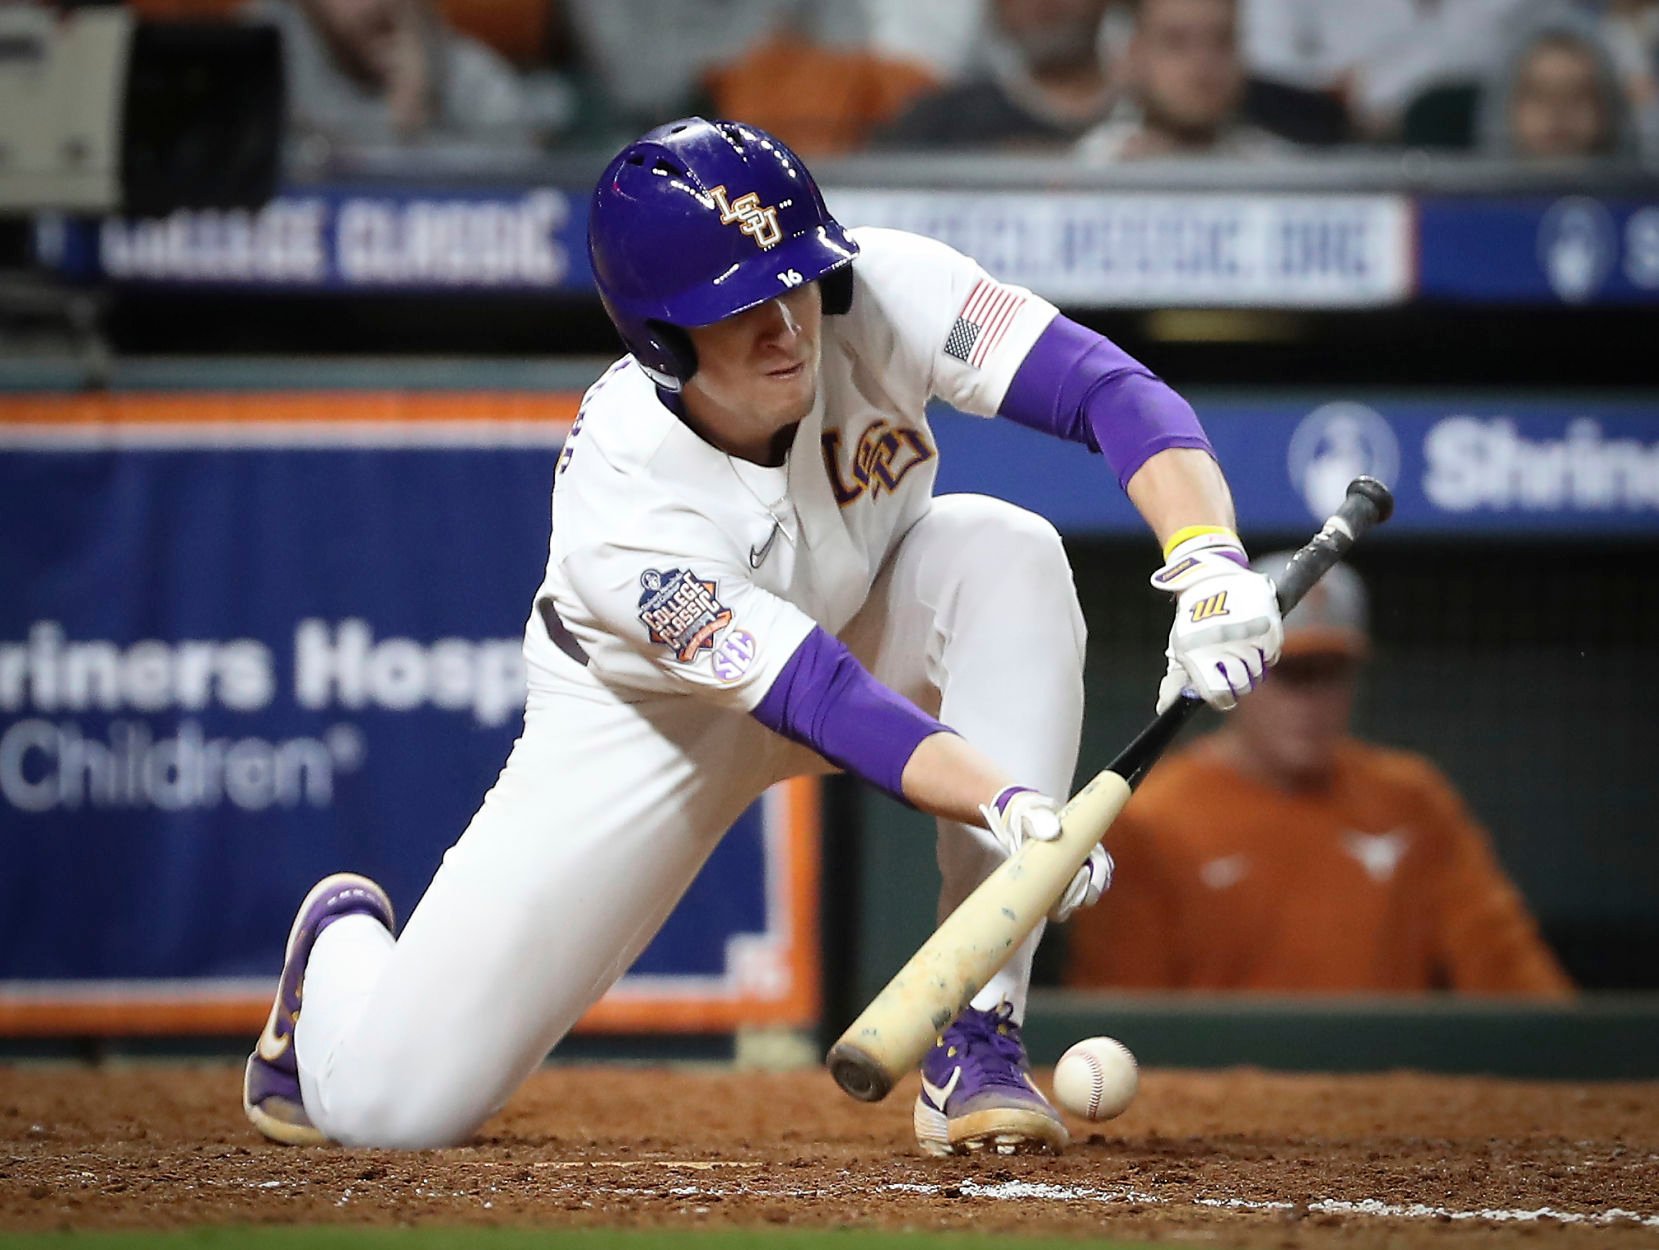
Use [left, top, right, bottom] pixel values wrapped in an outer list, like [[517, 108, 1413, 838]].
[[1051, 1036, 1139, 1121]]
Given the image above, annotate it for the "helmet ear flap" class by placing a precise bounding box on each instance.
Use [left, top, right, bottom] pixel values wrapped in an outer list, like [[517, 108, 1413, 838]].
[[820, 266, 854, 316], [644, 320, 697, 388]]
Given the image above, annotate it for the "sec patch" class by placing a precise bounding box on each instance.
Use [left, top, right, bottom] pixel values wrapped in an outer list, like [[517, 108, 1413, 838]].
[[711, 628, 758, 683]]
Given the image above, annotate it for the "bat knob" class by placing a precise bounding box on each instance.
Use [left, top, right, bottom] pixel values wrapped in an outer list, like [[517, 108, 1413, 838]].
[[827, 1042, 893, 1103], [1346, 475, 1395, 524]]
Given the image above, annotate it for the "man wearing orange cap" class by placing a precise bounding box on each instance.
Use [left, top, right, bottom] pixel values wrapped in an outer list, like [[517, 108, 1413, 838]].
[[1065, 554, 1573, 996]]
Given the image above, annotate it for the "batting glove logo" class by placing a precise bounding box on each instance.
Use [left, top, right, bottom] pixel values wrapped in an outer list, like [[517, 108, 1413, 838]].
[[1188, 591, 1230, 623], [1152, 556, 1201, 586]]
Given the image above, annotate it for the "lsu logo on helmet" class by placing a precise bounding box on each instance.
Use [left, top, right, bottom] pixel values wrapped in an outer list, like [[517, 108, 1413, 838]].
[[710, 185, 783, 249]]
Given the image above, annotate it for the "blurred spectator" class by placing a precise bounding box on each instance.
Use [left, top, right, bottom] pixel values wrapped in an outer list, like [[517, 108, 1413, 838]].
[[858, 0, 994, 84], [1599, 0, 1659, 154], [703, 23, 939, 156], [565, 0, 936, 154], [1077, 0, 1291, 160], [1480, 8, 1633, 158], [1242, 0, 1533, 139], [247, 0, 543, 154], [564, 0, 800, 133], [1064, 555, 1574, 997], [873, 0, 1121, 151]]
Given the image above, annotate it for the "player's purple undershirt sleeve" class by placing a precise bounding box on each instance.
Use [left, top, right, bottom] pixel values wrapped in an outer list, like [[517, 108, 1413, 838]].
[[999, 314, 1213, 488], [751, 626, 951, 803]]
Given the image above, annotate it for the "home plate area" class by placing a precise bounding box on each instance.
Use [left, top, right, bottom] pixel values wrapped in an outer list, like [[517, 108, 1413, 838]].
[[4, 1064, 1656, 1247]]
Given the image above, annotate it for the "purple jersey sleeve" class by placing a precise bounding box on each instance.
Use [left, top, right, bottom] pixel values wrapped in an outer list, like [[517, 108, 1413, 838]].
[[751, 626, 952, 802], [998, 314, 1214, 488]]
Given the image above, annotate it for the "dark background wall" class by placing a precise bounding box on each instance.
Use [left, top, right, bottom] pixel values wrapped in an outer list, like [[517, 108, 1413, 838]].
[[853, 537, 1659, 1006]]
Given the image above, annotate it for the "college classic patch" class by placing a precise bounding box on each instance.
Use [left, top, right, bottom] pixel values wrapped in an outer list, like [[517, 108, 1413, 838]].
[[638, 568, 734, 662]]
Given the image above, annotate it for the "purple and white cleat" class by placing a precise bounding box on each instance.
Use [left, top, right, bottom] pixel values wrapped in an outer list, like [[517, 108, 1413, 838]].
[[913, 1002, 1069, 1157], [242, 872, 394, 1146]]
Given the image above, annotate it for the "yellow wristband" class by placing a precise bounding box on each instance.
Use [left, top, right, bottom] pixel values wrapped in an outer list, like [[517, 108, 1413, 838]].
[[1162, 525, 1240, 560]]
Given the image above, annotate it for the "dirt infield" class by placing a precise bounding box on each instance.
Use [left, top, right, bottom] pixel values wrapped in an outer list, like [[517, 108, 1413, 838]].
[[3, 1062, 1656, 1246]]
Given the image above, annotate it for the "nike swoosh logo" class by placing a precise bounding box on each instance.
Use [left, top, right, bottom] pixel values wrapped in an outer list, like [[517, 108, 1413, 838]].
[[749, 520, 782, 569], [921, 1066, 962, 1110], [255, 998, 294, 1063]]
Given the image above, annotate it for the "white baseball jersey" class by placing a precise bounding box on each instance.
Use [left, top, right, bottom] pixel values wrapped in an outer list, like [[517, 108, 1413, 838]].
[[529, 227, 1062, 709]]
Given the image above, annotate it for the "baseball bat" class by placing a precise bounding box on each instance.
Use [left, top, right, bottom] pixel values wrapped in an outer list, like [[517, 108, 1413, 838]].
[[827, 476, 1395, 1102]]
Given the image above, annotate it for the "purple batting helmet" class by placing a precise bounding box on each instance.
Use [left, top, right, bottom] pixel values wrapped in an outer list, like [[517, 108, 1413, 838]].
[[588, 117, 859, 390]]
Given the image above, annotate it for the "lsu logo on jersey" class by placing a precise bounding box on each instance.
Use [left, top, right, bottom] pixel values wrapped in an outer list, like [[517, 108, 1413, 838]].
[[638, 568, 734, 662], [710, 185, 783, 249], [822, 420, 935, 506], [1188, 591, 1230, 622]]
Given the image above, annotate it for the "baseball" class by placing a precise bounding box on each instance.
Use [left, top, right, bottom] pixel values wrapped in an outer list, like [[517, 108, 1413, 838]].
[[1051, 1036, 1138, 1121]]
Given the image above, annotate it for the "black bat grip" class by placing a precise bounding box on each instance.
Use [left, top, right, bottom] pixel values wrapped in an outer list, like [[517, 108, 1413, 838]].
[[1268, 475, 1394, 616], [1108, 476, 1395, 788]]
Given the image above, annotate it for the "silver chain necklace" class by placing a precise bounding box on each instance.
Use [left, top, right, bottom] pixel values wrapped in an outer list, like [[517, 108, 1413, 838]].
[[724, 451, 798, 550]]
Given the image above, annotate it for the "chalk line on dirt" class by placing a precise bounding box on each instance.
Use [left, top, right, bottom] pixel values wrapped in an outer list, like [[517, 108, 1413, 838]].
[[887, 1179, 1659, 1228]]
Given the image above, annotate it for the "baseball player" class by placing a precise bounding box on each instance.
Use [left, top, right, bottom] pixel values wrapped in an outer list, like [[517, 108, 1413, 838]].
[[243, 118, 1283, 1157]]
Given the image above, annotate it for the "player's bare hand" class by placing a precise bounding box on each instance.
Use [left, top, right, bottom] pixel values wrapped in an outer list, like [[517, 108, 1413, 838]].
[[971, 786, 1113, 923], [1152, 531, 1283, 713]]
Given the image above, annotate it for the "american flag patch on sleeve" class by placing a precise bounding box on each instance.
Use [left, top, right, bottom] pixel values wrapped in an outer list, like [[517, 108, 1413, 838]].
[[943, 278, 1028, 368]]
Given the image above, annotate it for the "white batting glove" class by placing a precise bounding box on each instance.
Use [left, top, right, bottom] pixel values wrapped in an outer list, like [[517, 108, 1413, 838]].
[[969, 786, 1113, 924], [1152, 529, 1283, 714]]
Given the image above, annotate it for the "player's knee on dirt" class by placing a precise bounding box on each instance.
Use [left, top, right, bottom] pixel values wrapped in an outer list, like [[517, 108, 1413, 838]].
[[319, 1075, 493, 1150]]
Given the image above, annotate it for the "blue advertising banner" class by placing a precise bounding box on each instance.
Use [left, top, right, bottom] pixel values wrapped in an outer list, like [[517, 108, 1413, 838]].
[[37, 186, 591, 293], [932, 394, 1659, 536], [0, 394, 818, 1036], [1418, 196, 1659, 305], [36, 183, 1659, 308]]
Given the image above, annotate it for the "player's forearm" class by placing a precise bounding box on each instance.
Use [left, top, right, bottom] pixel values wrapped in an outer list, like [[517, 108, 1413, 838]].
[[752, 628, 1012, 822], [751, 626, 959, 805], [898, 731, 1013, 827], [1123, 446, 1239, 551]]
